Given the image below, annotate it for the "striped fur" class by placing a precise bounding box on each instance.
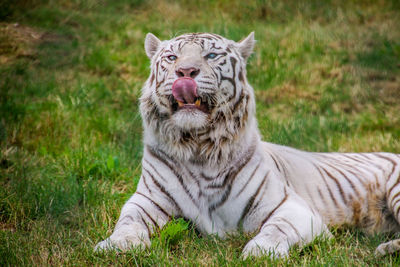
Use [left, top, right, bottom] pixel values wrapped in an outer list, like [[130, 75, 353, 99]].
[[95, 32, 400, 258]]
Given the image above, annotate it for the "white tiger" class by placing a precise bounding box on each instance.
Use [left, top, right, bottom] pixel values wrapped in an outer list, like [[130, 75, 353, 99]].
[[95, 32, 400, 258]]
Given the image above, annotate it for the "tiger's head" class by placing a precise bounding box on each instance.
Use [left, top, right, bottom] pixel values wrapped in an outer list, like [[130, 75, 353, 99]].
[[140, 32, 258, 165]]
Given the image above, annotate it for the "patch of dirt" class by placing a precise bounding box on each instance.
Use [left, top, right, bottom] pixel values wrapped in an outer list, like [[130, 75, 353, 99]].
[[366, 71, 400, 105], [0, 22, 73, 68], [376, 81, 400, 105], [0, 221, 16, 232], [0, 22, 43, 64]]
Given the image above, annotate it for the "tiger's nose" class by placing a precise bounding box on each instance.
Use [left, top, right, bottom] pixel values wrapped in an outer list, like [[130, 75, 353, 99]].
[[176, 67, 200, 79]]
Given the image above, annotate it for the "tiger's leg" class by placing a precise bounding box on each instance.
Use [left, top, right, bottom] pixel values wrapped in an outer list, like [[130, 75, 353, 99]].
[[375, 154, 400, 256], [95, 185, 178, 252], [242, 194, 330, 258], [95, 193, 167, 251]]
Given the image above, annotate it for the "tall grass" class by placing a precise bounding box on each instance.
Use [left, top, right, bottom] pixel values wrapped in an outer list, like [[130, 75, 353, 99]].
[[1, 0, 400, 265]]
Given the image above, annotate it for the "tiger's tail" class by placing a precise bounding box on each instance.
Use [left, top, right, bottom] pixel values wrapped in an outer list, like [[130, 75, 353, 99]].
[[375, 239, 400, 256]]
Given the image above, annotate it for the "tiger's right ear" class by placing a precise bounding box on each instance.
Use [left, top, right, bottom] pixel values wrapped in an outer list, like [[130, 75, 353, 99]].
[[145, 33, 161, 59]]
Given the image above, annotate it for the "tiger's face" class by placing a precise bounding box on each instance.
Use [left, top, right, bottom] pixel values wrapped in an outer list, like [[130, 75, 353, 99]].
[[140, 32, 256, 163], [141, 32, 255, 131]]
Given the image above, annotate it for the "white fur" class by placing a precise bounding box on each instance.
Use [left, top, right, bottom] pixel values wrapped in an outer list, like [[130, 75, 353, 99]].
[[171, 109, 209, 130], [95, 32, 400, 258]]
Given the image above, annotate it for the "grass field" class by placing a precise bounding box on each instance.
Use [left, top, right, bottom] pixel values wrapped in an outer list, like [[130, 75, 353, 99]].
[[1, 0, 400, 265]]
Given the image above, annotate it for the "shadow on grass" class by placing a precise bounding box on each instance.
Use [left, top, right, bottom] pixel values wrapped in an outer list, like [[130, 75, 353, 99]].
[[356, 38, 400, 71]]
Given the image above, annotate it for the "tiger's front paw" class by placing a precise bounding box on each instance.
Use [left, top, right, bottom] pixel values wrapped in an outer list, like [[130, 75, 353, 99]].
[[94, 235, 149, 252], [242, 237, 289, 258], [94, 223, 150, 252]]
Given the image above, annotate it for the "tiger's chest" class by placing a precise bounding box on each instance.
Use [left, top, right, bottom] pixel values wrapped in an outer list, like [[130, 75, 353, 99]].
[[168, 171, 242, 235], [166, 163, 267, 236]]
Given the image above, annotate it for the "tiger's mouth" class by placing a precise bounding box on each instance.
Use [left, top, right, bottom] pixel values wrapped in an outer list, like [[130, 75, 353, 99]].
[[171, 96, 209, 113], [171, 78, 210, 114]]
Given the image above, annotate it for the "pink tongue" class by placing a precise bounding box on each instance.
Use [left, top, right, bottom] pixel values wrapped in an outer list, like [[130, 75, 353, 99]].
[[172, 78, 197, 104]]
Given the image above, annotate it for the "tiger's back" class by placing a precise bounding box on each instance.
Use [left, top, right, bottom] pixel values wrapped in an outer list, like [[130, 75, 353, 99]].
[[263, 142, 400, 234]]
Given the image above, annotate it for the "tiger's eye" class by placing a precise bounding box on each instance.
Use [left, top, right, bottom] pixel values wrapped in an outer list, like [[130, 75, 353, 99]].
[[168, 55, 177, 61], [206, 53, 217, 59]]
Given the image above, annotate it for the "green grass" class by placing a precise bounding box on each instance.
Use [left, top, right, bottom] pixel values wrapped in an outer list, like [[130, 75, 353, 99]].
[[1, 0, 400, 265]]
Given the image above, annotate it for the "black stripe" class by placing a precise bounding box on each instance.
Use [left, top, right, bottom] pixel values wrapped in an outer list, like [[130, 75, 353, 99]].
[[313, 163, 340, 208], [374, 153, 398, 196], [389, 189, 400, 218], [206, 33, 224, 40], [141, 174, 152, 194], [199, 39, 205, 49], [270, 153, 290, 179], [390, 191, 400, 206], [339, 153, 384, 190], [119, 213, 151, 237], [232, 92, 245, 114], [246, 174, 271, 216], [269, 223, 288, 236], [259, 189, 288, 231], [317, 188, 329, 208], [200, 172, 218, 181], [149, 73, 155, 85], [374, 153, 398, 167], [238, 171, 269, 226], [147, 146, 198, 207], [354, 153, 386, 172], [135, 191, 170, 219], [218, 56, 237, 102], [270, 154, 282, 172], [335, 160, 370, 188], [208, 183, 232, 216], [210, 42, 223, 50], [235, 160, 262, 197], [394, 206, 400, 220], [320, 166, 347, 204], [322, 161, 360, 196], [138, 213, 151, 237], [133, 202, 159, 228], [341, 154, 371, 166], [143, 163, 183, 215], [341, 165, 369, 188], [179, 165, 201, 194], [392, 198, 400, 218], [207, 143, 256, 189], [218, 59, 227, 66], [280, 217, 302, 239], [178, 41, 184, 51], [198, 80, 214, 85], [208, 144, 257, 215], [143, 159, 167, 182]]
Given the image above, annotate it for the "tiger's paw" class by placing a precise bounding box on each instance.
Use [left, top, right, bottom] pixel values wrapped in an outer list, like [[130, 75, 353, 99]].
[[94, 224, 150, 252], [242, 237, 289, 259], [94, 235, 150, 252]]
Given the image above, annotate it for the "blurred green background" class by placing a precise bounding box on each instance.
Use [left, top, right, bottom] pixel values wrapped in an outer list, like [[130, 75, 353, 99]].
[[1, 0, 399, 265]]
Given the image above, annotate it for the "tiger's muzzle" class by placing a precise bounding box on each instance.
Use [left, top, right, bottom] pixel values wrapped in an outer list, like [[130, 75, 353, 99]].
[[171, 77, 209, 113]]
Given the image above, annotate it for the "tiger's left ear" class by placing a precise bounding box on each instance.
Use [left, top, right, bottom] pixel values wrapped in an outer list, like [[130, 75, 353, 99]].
[[237, 32, 255, 61]]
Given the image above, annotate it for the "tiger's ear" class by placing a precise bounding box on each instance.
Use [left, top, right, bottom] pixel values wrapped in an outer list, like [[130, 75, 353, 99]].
[[237, 32, 255, 61], [145, 33, 161, 59]]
